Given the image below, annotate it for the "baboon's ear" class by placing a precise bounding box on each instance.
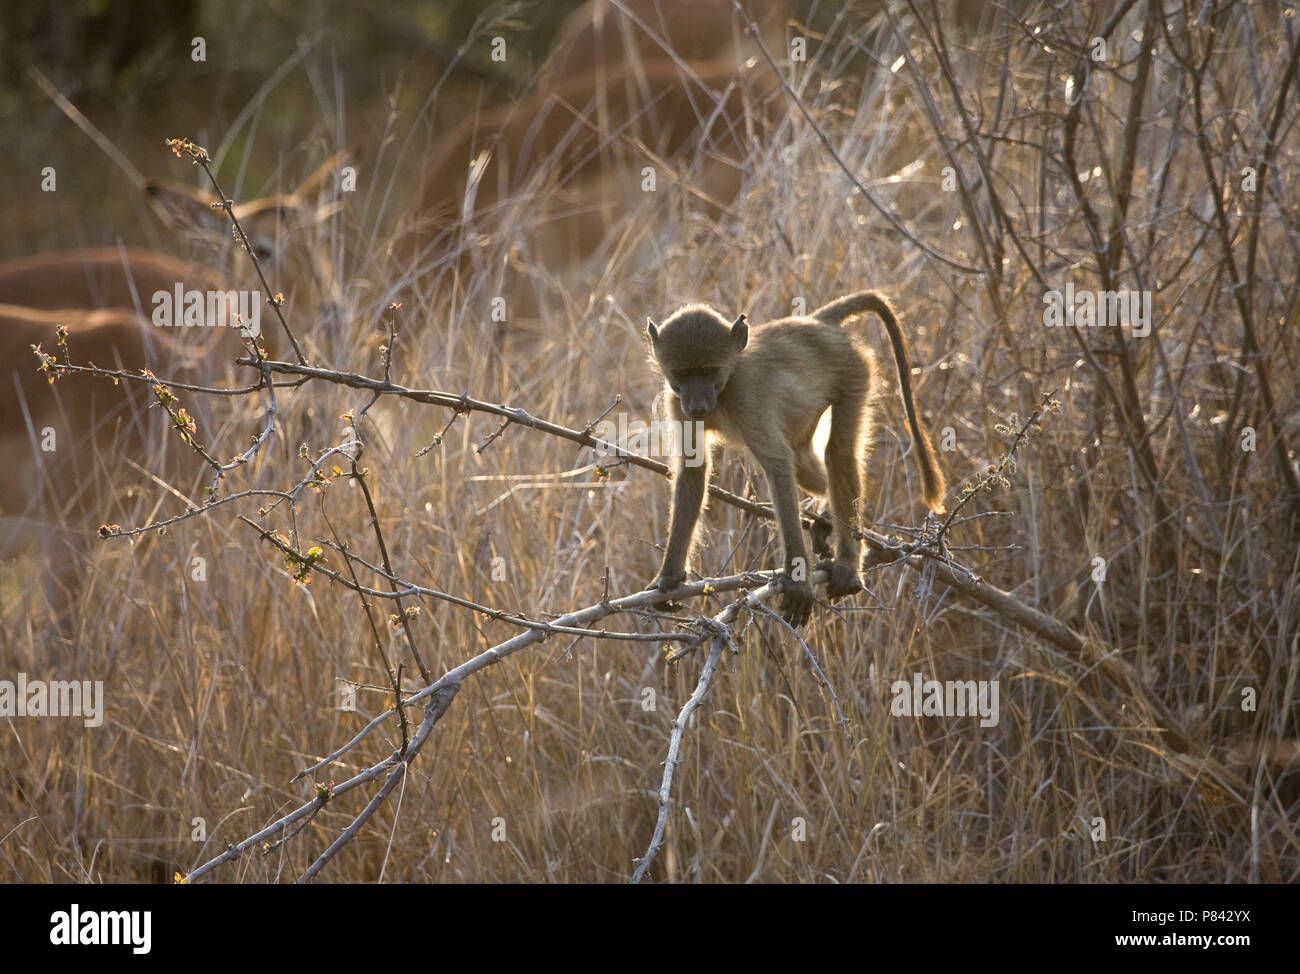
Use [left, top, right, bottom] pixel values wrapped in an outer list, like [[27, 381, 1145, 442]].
[[646, 318, 659, 343], [731, 313, 748, 350]]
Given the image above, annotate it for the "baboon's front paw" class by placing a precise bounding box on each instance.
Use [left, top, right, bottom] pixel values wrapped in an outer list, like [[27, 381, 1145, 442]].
[[649, 574, 685, 611], [652, 572, 684, 593], [775, 573, 815, 628], [820, 561, 864, 600]]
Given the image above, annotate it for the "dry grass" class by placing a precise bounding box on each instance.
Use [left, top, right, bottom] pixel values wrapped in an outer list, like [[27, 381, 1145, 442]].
[[1, 1, 1297, 883]]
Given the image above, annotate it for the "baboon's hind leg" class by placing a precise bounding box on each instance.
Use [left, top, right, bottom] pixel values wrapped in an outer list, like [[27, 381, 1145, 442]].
[[794, 443, 834, 561], [823, 393, 868, 599], [795, 443, 827, 494]]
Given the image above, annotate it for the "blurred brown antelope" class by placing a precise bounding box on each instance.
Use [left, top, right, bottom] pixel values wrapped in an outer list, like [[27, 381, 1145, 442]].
[[140, 151, 348, 328], [540, 0, 787, 85], [0, 157, 345, 624], [0, 301, 237, 621], [0, 247, 221, 314], [398, 58, 783, 293]]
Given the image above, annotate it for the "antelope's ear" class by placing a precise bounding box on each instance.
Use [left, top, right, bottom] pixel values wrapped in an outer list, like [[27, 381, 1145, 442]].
[[646, 318, 659, 343], [144, 178, 226, 235], [297, 148, 354, 200], [730, 313, 748, 350], [312, 199, 345, 226]]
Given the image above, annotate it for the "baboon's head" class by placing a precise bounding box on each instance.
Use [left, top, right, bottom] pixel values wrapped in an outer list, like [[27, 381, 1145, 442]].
[[647, 306, 748, 420]]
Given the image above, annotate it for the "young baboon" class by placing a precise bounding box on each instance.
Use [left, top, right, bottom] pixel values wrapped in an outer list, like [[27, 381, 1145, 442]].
[[646, 291, 946, 627]]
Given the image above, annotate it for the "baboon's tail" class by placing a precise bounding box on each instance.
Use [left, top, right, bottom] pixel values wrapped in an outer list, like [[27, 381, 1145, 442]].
[[812, 291, 947, 512]]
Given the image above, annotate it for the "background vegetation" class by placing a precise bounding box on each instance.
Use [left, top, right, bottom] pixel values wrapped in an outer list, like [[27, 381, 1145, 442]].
[[0, 0, 1296, 882]]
